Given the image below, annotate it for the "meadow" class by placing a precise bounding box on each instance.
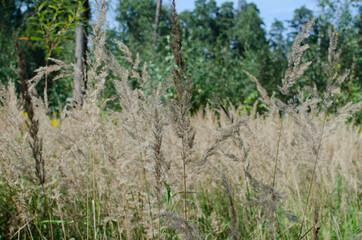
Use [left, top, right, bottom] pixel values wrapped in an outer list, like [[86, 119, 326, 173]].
[[0, 1, 361, 239]]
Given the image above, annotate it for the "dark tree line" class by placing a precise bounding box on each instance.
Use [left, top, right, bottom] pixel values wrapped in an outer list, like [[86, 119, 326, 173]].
[[110, 0, 360, 118], [0, 0, 360, 120]]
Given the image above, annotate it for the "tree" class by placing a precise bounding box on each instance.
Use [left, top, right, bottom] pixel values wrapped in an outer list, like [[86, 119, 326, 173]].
[[0, 0, 33, 85], [317, 0, 361, 121], [74, 0, 90, 105], [115, 0, 171, 59], [288, 5, 314, 40], [153, 0, 162, 47], [269, 20, 288, 88], [269, 20, 286, 51], [28, 0, 82, 108], [216, 2, 234, 44], [233, 3, 268, 56], [233, 3, 274, 92], [116, 0, 155, 57]]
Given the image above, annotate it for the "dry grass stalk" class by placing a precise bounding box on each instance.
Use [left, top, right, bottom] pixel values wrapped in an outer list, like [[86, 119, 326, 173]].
[[159, 212, 201, 240], [169, 0, 195, 222], [152, 107, 165, 240], [313, 200, 321, 240], [297, 26, 360, 239], [222, 175, 240, 240], [14, 36, 45, 186], [278, 18, 315, 96]]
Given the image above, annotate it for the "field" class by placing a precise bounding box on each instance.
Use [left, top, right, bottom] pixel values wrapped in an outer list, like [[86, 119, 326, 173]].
[[0, 1, 361, 239]]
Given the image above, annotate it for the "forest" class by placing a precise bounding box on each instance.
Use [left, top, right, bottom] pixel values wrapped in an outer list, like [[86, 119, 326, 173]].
[[0, 0, 361, 239], [1, 0, 361, 117]]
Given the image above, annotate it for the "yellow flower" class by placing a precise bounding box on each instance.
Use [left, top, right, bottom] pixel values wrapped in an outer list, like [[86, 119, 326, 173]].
[[197, 89, 202, 93], [50, 119, 58, 127]]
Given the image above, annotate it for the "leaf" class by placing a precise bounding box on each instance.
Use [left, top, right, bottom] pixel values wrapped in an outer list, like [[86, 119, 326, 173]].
[[52, 22, 63, 29], [36, 29, 45, 35], [38, 1, 46, 11], [164, 181, 171, 204], [30, 36, 45, 42], [40, 220, 67, 224], [49, 5, 58, 11], [40, 13, 45, 22]]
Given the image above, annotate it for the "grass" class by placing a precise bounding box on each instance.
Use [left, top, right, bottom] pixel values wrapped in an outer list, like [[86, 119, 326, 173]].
[[0, 0, 361, 239]]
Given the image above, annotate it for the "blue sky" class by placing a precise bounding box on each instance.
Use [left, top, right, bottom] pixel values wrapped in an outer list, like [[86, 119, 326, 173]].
[[175, 0, 319, 29], [104, 0, 320, 30]]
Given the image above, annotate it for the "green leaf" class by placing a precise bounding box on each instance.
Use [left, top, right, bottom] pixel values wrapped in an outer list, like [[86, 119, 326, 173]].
[[40, 220, 66, 224], [30, 36, 45, 42], [49, 5, 58, 11], [38, 1, 46, 11], [36, 29, 45, 35]]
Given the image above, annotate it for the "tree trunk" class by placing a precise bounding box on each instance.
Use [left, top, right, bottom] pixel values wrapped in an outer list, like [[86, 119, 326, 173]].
[[153, 0, 162, 47], [74, 0, 90, 106]]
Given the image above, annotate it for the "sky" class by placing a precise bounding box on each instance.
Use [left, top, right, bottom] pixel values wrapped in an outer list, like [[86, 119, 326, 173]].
[[104, 0, 319, 30], [102, 0, 320, 30], [175, 0, 319, 29]]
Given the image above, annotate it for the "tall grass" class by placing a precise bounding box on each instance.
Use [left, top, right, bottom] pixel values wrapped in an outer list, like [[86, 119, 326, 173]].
[[0, 0, 361, 239]]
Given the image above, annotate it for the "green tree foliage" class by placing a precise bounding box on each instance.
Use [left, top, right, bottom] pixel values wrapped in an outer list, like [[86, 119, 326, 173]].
[[269, 20, 288, 86], [115, 0, 171, 58], [317, 0, 361, 120], [0, 0, 359, 120], [0, 0, 84, 112], [280, 1, 361, 122], [28, 0, 83, 108], [0, 0, 32, 85], [233, 3, 268, 56], [232, 3, 274, 96], [109, 0, 360, 116]]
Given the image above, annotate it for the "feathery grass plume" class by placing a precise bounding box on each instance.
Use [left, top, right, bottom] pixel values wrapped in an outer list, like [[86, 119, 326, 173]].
[[199, 96, 242, 166], [52, 0, 113, 237], [151, 105, 166, 239], [221, 175, 240, 240], [321, 27, 351, 112], [0, 81, 24, 135], [169, 0, 195, 222], [0, 82, 30, 237], [278, 18, 315, 97], [214, 95, 250, 163], [246, 18, 316, 189], [14, 35, 60, 239], [298, 26, 361, 239], [200, 120, 241, 166], [120, 45, 169, 238], [106, 7, 172, 236], [14, 35, 45, 186], [243, 70, 271, 108], [159, 212, 201, 240], [108, 40, 158, 237], [274, 18, 316, 190], [87, 0, 109, 233], [245, 171, 298, 236]]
